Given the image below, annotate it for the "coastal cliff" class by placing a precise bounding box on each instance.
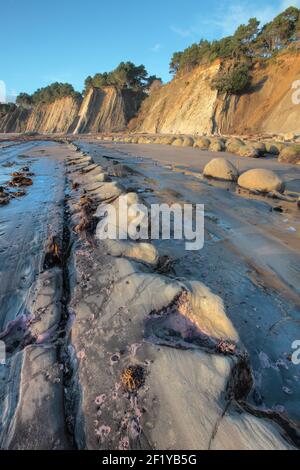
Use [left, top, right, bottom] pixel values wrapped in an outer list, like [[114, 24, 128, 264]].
[[0, 86, 142, 134], [130, 52, 300, 136], [1, 52, 300, 136]]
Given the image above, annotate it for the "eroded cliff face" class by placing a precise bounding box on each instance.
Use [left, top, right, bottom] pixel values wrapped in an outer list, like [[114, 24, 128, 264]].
[[214, 53, 300, 135], [130, 52, 300, 136], [0, 107, 31, 133], [1, 53, 300, 136], [129, 62, 221, 135], [0, 86, 142, 134], [25, 95, 82, 134], [0, 95, 81, 134], [73, 86, 142, 134]]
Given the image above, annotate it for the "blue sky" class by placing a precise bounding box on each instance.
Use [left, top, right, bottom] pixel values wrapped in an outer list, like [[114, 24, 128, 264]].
[[1, 0, 299, 100]]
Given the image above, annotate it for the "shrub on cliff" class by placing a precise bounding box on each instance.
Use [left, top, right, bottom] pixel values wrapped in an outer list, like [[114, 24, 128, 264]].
[[211, 64, 251, 95]]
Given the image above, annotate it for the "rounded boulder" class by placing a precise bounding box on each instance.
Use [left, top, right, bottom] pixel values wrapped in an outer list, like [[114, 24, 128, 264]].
[[203, 158, 239, 181], [278, 145, 300, 164], [209, 139, 225, 152], [237, 145, 260, 158], [226, 137, 245, 154], [238, 169, 285, 193], [194, 137, 211, 149], [172, 138, 184, 147], [182, 136, 194, 147]]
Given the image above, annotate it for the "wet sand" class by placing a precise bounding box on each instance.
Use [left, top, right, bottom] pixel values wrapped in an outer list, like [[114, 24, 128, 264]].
[[0, 140, 82, 450], [0, 142, 66, 330]]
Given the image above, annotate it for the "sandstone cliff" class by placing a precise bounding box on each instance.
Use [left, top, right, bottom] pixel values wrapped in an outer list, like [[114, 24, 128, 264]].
[[129, 62, 221, 135], [0, 86, 142, 134], [73, 86, 142, 134], [0, 95, 81, 134], [1, 52, 300, 136], [25, 95, 82, 133], [130, 52, 300, 136], [0, 106, 31, 133], [214, 52, 300, 135]]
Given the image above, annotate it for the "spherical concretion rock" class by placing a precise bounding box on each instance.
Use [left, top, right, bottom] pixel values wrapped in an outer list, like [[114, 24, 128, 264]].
[[138, 136, 152, 144], [251, 141, 267, 155], [193, 137, 211, 149], [182, 136, 194, 147], [238, 169, 285, 193], [237, 145, 260, 158], [156, 136, 176, 145], [278, 145, 300, 164], [159, 136, 176, 145], [226, 137, 245, 154], [203, 158, 239, 181], [209, 139, 225, 152], [264, 142, 281, 155], [172, 137, 184, 147]]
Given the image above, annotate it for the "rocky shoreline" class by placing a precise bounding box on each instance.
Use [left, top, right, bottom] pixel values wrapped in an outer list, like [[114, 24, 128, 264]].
[[63, 143, 300, 449], [0, 139, 299, 449], [93, 133, 300, 165]]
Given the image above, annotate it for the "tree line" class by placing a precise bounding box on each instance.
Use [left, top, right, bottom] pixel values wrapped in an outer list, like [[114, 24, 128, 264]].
[[13, 7, 300, 106], [170, 7, 300, 74], [170, 7, 300, 94], [16, 62, 162, 107], [83, 61, 161, 95], [16, 82, 81, 107]]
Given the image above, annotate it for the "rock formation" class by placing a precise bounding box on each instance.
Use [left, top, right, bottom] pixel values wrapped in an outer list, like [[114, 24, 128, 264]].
[[0, 52, 300, 137], [0, 87, 142, 135], [131, 52, 300, 136]]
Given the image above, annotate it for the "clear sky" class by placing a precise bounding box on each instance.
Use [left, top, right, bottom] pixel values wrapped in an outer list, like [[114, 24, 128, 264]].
[[1, 0, 299, 100]]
